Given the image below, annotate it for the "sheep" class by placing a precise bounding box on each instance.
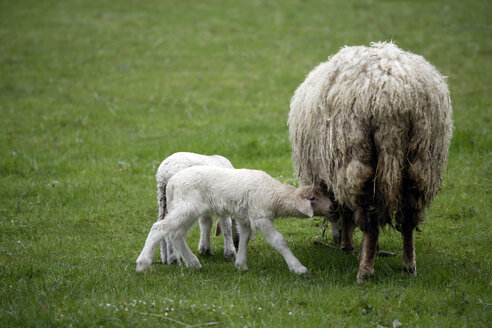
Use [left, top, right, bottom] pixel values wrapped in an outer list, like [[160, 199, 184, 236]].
[[156, 152, 237, 264], [288, 42, 453, 283], [136, 166, 335, 274]]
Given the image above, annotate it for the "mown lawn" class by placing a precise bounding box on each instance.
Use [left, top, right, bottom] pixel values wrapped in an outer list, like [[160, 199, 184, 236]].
[[1, 0, 491, 327]]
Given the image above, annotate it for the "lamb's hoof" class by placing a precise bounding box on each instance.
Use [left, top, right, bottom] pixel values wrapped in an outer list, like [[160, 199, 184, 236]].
[[166, 257, 180, 265], [402, 265, 417, 276], [224, 250, 237, 261], [185, 259, 202, 269], [136, 259, 152, 273], [291, 265, 309, 275], [235, 262, 248, 271], [198, 247, 214, 257]]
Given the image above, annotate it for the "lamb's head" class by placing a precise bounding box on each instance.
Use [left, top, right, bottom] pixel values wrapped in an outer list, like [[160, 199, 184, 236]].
[[295, 186, 335, 218]]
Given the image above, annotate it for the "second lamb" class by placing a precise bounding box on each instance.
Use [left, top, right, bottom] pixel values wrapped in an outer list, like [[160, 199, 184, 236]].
[[136, 166, 334, 274]]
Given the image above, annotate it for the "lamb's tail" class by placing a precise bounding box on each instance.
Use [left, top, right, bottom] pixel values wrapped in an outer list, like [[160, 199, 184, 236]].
[[157, 181, 167, 221]]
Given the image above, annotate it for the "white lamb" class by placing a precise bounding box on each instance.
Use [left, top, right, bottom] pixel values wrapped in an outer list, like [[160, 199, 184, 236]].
[[156, 152, 236, 264], [136, 166, 335, 274]]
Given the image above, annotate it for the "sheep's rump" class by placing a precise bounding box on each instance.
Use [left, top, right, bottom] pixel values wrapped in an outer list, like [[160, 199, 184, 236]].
[[288, 42, 452, 225]]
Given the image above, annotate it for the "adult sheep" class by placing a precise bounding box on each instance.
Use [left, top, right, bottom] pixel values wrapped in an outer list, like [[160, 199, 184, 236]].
[[288, 42, 453, 283]]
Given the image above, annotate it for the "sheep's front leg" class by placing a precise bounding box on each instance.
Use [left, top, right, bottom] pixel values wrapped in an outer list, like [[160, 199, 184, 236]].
[[340, 220, 355, 252], [136, 222, 166, 272], [330, 220, 342, 245], [340, 208, 355, 251], [235, 221, 251, 271], [256, 218, 308, 275], [219, 216, 237, 261]]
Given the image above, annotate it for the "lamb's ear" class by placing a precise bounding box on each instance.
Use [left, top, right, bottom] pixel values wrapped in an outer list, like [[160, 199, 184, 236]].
[[296, 197, 314, 218]]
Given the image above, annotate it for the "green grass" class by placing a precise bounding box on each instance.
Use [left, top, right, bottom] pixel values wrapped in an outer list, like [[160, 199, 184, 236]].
[[1, 0, 491, 326]]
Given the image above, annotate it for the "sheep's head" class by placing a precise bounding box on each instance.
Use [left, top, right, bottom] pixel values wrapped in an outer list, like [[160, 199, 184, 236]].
[[295, 186, 335, 217]]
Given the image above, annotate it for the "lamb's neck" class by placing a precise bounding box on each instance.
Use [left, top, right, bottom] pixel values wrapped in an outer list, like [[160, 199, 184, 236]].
[[272, 184, 304, 218]]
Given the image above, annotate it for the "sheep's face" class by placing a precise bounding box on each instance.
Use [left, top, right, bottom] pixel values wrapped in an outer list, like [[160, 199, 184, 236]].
[[296, 186, 335, 217]]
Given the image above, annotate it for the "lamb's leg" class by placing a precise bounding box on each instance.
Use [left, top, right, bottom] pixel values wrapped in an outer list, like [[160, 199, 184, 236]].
[[160, 237, 168, 264], [136, 221, 166, 272], [256, 218, 308, 275], [235, 221, 251, 271], [198, 216, 213, 256], [163, 206, 202, 269], [166, 237, 180, 265], [171, 232, 201, 269], [232, 219, 240, 248], [157, 181, 168, 264], [219, 216, 237, 261]]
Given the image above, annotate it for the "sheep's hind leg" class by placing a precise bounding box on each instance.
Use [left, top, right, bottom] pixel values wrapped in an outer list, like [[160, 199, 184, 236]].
[[355, 203, 380, 283], [256, 218, 308, 275], [198, 216, 214, 256], [235, 221, 251, 271], [401, 223, 416, 276], [398, 183, 424, 276]]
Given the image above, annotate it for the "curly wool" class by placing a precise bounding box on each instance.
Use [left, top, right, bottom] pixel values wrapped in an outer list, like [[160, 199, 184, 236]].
[[288, 42, 453, 226]]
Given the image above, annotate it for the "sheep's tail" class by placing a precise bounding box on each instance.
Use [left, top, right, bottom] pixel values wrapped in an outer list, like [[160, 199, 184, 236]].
[[372, 123, 407, 224], [374, 156, 403, 224], [157, 181, 167, 221]]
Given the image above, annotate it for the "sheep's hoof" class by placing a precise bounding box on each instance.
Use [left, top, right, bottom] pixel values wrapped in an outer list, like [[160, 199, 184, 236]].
[[402, 265, 417, 276], [356, 269, 374, 284], [341, 245, 355, 253], [224, 250, 237, 261]]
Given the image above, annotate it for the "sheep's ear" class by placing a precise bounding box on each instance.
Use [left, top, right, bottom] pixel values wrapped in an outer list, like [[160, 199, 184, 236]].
[[296, 197, 314, 218]]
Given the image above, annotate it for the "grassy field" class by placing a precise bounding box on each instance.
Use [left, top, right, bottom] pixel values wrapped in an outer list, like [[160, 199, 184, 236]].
[[1, 0, 491, 326]]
